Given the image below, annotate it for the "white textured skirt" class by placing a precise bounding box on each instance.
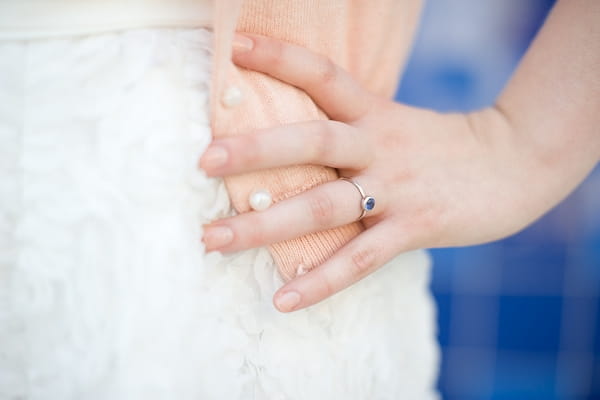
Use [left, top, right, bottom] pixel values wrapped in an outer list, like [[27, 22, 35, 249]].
[[0, 27, 439, 399]]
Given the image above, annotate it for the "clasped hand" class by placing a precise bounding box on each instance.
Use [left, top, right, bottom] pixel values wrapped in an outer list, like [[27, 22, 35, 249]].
[[200, 33, 545, 313]]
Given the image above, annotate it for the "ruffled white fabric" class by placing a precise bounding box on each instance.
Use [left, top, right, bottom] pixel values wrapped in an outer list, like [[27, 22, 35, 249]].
[[0, 28, 439, 399]]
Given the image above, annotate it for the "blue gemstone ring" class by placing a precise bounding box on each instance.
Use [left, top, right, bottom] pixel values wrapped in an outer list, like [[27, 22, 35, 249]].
[[339, 177, 376, 220]]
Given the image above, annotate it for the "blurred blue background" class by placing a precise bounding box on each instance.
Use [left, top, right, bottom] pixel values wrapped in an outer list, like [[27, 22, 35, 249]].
[[395, 1, 600, 399]]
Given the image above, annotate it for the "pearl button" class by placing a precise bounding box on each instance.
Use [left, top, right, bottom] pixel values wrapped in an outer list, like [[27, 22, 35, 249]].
[[249, 189, 272, 211], [296, 264, 308, 276], [221, 86, 243, 108]]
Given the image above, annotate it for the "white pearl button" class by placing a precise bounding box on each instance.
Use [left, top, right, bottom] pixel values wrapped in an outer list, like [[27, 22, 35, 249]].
[[221, 86, 243, 108], [249, 189, 272, 211], [296, 264, 308, 276]]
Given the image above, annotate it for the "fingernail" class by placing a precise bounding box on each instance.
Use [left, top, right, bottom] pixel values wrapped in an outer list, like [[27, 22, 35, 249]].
[[275, 291, 301, 312], [200, 145, 228, 171], [203, 225, 233, 250], [233, 33, 254, 52]]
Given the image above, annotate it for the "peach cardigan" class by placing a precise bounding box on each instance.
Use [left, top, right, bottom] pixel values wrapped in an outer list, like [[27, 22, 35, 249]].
[[212, 0, 423, 281]]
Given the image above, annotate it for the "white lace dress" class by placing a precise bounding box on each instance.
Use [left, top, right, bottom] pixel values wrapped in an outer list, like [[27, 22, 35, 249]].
[[0, 25, 439, 400]]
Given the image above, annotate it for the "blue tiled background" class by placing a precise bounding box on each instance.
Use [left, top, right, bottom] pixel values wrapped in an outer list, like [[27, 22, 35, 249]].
[[395, 1, 600, 399]]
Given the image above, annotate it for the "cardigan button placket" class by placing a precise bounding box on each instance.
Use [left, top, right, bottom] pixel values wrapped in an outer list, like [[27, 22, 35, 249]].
[[221, 85, 244, 108]]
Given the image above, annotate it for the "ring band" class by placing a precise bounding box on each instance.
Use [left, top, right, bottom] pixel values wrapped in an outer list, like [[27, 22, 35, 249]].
[[339, 177, 376, 220]]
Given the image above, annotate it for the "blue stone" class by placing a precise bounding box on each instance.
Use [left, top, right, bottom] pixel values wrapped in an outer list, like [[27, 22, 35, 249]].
[[364, 197, 375, 211]]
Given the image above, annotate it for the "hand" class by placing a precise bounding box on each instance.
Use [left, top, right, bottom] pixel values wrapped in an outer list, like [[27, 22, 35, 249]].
[[200, 32, 597, 313]]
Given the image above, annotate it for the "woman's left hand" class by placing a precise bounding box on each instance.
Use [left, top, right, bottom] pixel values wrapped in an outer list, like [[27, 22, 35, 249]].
[[199, 33, 565, 313]]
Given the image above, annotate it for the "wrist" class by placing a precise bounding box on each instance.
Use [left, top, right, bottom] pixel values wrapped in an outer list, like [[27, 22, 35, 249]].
[[469, 103, 598, 230]]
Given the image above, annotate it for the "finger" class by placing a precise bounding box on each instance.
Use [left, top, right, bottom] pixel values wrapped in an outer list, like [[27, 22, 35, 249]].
[[272, 221, 409, 312], [202, 177, 385, 253], [232, 33, 374, 122], [199, 120, 372, 176]]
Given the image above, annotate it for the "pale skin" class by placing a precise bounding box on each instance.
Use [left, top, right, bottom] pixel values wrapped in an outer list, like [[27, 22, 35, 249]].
[[200, 0, 600, 313]]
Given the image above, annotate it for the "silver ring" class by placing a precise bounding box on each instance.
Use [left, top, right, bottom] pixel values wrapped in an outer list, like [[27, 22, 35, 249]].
[[339, 177, 376, 220]]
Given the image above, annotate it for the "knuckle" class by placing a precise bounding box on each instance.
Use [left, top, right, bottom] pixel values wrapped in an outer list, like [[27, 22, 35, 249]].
[[350, 127, 374, 169], [243, 214, 270, 247], [314, 57, 338, 86], [238, 135, 262, 167], [319, 272, 340, 300], [308, 192, 336, 226], [312, 121, 337, 161], [400, 204, 444, 248], [360, 145, 375, 169], [349, 246, 379, 276], [264, 40, 286, 70], [390, 167, 415, 184]]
